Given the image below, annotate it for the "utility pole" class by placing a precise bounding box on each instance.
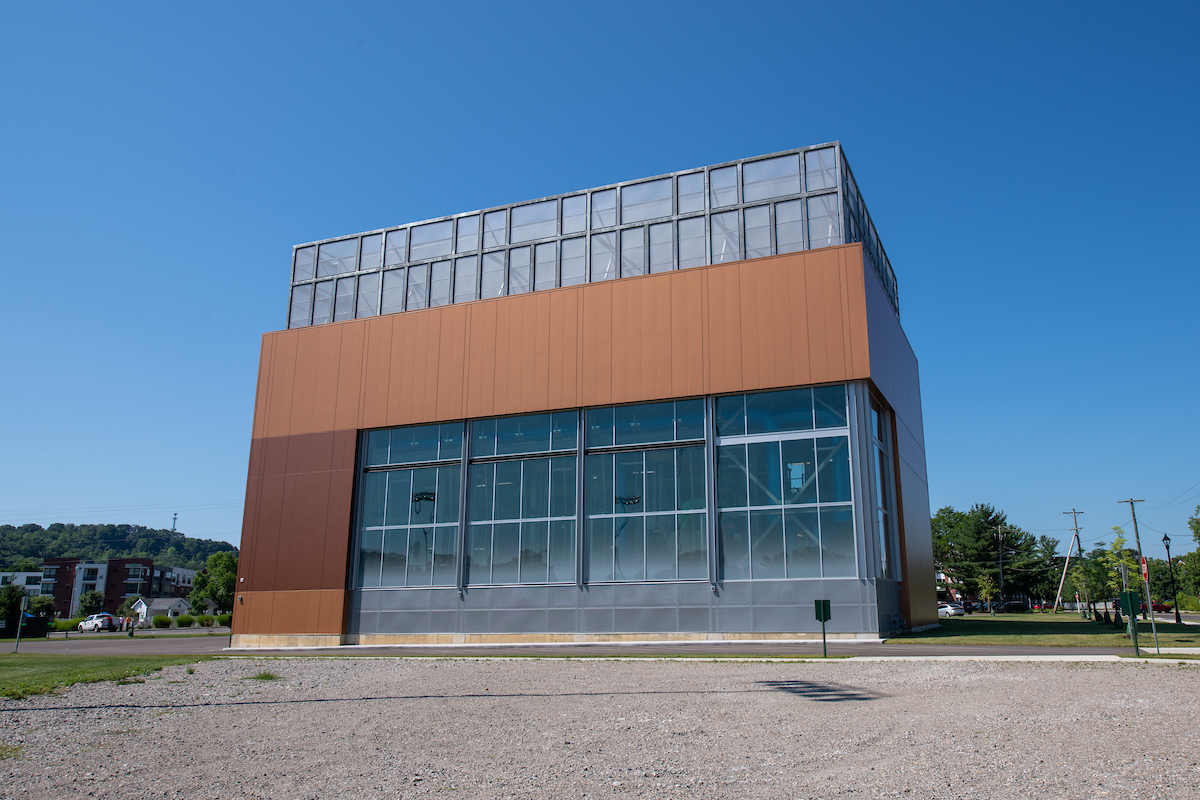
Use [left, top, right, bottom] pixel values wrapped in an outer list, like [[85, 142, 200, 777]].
[[1053, 510, 1084, 612], [997, 524, 1005, 609], [1119, 498, 1159, 653]]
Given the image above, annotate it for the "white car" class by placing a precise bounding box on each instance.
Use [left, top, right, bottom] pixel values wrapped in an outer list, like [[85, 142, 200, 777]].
[[938, 603, 965, 618], [77, 613, 117, 632]]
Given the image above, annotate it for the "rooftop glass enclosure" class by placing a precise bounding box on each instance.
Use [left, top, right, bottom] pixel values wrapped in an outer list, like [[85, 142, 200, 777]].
[[286, 142, 898, 330]]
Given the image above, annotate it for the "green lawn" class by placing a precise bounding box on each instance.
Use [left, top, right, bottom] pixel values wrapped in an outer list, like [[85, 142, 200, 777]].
[[890, 613, 1200, 647], [0, 654, 211, 699]]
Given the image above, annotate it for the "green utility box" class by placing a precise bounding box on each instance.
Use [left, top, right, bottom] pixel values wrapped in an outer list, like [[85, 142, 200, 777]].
[[1119, 591, 1141, 618]]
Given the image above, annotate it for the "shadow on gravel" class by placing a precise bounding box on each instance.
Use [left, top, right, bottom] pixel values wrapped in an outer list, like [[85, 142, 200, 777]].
[[758, 680, 879, 702]]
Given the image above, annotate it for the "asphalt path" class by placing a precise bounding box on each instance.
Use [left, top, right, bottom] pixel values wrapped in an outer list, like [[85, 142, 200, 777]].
[[8, 635, 1134, 658]]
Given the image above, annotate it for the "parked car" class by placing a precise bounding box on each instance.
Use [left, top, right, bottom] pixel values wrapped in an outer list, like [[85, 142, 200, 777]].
[[1002, 601, 1029, 613], [77, 613, 117, 632], [938, 603, 965, 618], [1151, 602, 1169, 613]]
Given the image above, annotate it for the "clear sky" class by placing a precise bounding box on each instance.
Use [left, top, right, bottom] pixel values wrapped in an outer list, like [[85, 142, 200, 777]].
[[2, 2, 1197, 560]]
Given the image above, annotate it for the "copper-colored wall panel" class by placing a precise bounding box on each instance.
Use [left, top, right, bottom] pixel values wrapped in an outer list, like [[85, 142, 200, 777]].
[[233, 590, 345, 636]]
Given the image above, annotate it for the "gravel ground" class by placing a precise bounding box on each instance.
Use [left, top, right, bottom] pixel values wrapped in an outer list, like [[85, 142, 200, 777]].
[[1, 657, 1197, 799]]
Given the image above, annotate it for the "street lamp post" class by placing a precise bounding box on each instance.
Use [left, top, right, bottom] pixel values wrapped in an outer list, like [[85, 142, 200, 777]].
[[1163, 533, 1183, 625]]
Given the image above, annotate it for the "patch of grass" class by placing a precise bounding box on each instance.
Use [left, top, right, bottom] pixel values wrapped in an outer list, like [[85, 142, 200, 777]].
[[890, 614, 1199, 647], [186, 666, 195, 675], [247, 670, 280, 681], [0, 744, 20, 760], [0, 654, 211, 700]]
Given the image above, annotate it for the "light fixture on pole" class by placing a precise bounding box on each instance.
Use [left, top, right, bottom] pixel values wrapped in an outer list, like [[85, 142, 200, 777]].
[[1163, 533, 1183, 625]]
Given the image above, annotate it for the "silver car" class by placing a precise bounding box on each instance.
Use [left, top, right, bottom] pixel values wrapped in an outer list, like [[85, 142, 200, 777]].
[[937, 603, 965, 618]]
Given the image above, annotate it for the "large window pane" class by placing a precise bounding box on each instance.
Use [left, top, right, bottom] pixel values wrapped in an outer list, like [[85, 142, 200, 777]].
[[586, 407, 614, 448], [615, 452, 644, 513], [784, 508, 821, 578], [710, 211, 741, 264], [744, 154, 801, 201], [719, 511, 750, 580], [521, 458, 550, 518], [820, 506, 856, 577], [587, 518, 614, 582], [436, 465, 460, 523], [775, 199, 804, 254], [294, 246, 316, 282], [709, 166, 738, 207], [429, 261, 451, 307], [493, 461, 522, 520], [782, 438, 817, 505], [750, 510, 785, 579], [406, 264, 428, 310], [491, 523, 520, 583], [805, 147, 838, 191], [456, 215, 479, 253], [677, 513, 708, 579], [816, 437, 852, 503], [390, 424, 440, 464], [439, 423, 463, 460], [645, 515, 676, 580], [483, 210, 507, 248], [621, 178, 672, 223], [550, 456, 576, 517], [717, 445, 748, 509], [747, 441, 782, 507], [469, 464, 494, 521], [468, 524, 492, 583], [317, 239, 357, 277], [591, 189, 616, 228], [562, 195, 586, 234], [551, 412, 577, 452], [384, 230, 408, 266], [677, 173, 705, 213], [590, 232, 617, 282], [359, 530, 383, 588], [675, 399, 704, 440], [495, 413, 552, 455], [508, 248, 531, 295], [649, 222, 673, 273], [676, 446, 706, 511], [433, 527, 457, 586], [410, 468, 438, 525], [360, 233, 383, 271], [746, 387, 813, 433], [744, 205, 771, 259], [585, 453, 614, 515], [289, 284, 313, 328], [357, 271, 382, 318], [678, 218, 706, 269], [548, 520, 575, 582], [620, 228, 645, 277], [644, 449, 675, 513], [807, 194, 841, 248], [361, 471, 387, 526], [614, 401, 674, 445], [381, 529, 407, 586], [519, 521, 549, 583], [614, 516, 644, 581], [406, 526, 433, 585], [312, 280, 334, 325], [384, 470, 411, 526], [410, 221, 454, 261], [814, 384, 848, 428], [481, 251, 507, 298], [715, 395, 746, 436], [534, 243, 556, 291], [560, 238, 586, 286], [453, 256, 478, 303], [511, 200, 557, 243], [334, 276, 356, 322]]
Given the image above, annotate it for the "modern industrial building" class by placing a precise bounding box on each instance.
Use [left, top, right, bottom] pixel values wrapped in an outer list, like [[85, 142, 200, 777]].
[[233, 142, 934, 647]]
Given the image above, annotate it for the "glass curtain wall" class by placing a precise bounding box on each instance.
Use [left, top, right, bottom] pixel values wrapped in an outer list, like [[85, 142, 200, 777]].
[[869, 396, 897, 580]]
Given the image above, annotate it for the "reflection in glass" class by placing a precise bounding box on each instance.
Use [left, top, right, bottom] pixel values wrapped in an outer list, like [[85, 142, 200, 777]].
[[621, 178, 672, 223], [511, 200, 557, 243], [644, 449, 675, 513], [360, 233, 383, 271], [334, 276, 356, 322], [808, 194, 841, 248], [743, 154, 801, 201], [591, 189, 617, 228], [649, 223, 673, 273], [385, 471, 411, 526], [585, 453, 614, 515], [548, 520, 575, 582], [313, 281, 334, 324], [562, 195, 586, 234], [495, 413, 552, 455], [357, 271, 381, 318], [614, 516, 645, 581], [709, 166, 738, 207], [775, 199, 804, 254], [711, 211, 740, 264], [469, 463, 494, 521], [717, 445, 748, 509], [785, 507, 821, 578], [359, 529, 382, 588], [469, 524, 492, 583], [289, 284, 313, 328], [436, 465, 459, 523], [551, 412, 577, 451], [645, 515, 675, 580], [439, 423, 463, 460], [366, 433, 390, 469], [491, 523, 520, 583], [675, 399, 704, 440], [805, 147, 838, 191], [715, 394, 745, 436], [813, 384, 847, 428], [493, 461, 522, 520], [381, 529, 407, 586], [294, 246, 316, 281], [746, 387, 813, 433], [483, 210, 507, 248], [560, 238, 586, 286], [519, 521, 548, 583], [615, 453, 644, 513], [677, 513, 708, 579], [744, 205, 771, 259], [453, 256, 478, 303], [318, 239, 358, 277], [390, 424, 440, 464], [507, 249, 530, 295], [429, 261, 451, 307], [719, 511, 750, 580], [782, 438, 817, 505], [586, 407, 614, 448], [522, 459, 550, 518], [409, 468, 438, 525], [481, 251, 507, 298], [678, 173, 705, 213], [678, 218, 706, 269], [406, 264, 429, 310], [550, 457, 575, 517], [410, 221, 454, 261], [361, 471, 386, 524], [456, 215, 479, 253], [534, 243, 556, 291], [433, 527, 457, 586], [820, 505, 856, 577], [384, 229, 408, 266], [676, 446, 706, 510], [614, 402, 674, 445], [620, 228, 645, 277], [747, 441, 782, 506], [816, 437, 852, 503], [587, 518, 614, 582], [590, 233, 617, 282], [750, 510, 785, 579]]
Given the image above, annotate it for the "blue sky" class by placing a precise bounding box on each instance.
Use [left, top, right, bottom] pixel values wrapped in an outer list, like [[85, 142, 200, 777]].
[[1, 2, 1197, 559]]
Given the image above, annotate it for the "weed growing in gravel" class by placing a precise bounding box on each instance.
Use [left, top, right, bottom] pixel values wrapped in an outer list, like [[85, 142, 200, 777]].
[[0, 744, 20, 760], [248, 671, 281, 681], [186, 666, 195, 674]]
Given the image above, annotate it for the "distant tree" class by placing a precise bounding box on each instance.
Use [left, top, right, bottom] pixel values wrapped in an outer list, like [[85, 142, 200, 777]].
[[28, 595, 55, 617], [77, 590, 105, 616], [1189, 505, 1200, 547], [978, 575, 998, 615], [0, 584, 27, 622], [189, 552, 238, 613], [117, 595, 142, 618]]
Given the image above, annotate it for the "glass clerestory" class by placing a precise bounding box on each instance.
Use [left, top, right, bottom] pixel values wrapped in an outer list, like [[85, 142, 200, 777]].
[[288, 143, 899, 334], [355, 384, 863, 590]]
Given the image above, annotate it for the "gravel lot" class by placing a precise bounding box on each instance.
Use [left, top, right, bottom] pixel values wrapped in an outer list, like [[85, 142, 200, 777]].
[[2, 657, 1197, 799]]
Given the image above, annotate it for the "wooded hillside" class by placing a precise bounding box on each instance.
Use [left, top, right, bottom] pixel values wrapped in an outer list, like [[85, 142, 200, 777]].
[[0, 523, 237, 572]]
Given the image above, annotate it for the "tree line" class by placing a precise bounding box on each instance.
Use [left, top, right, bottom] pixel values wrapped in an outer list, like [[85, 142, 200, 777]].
[[0, 522, 236, 572]]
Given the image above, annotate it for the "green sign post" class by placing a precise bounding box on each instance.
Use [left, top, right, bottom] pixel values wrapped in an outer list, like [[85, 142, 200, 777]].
[[1119, 590, 1141, 656], [815, 599, 831, 658]]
